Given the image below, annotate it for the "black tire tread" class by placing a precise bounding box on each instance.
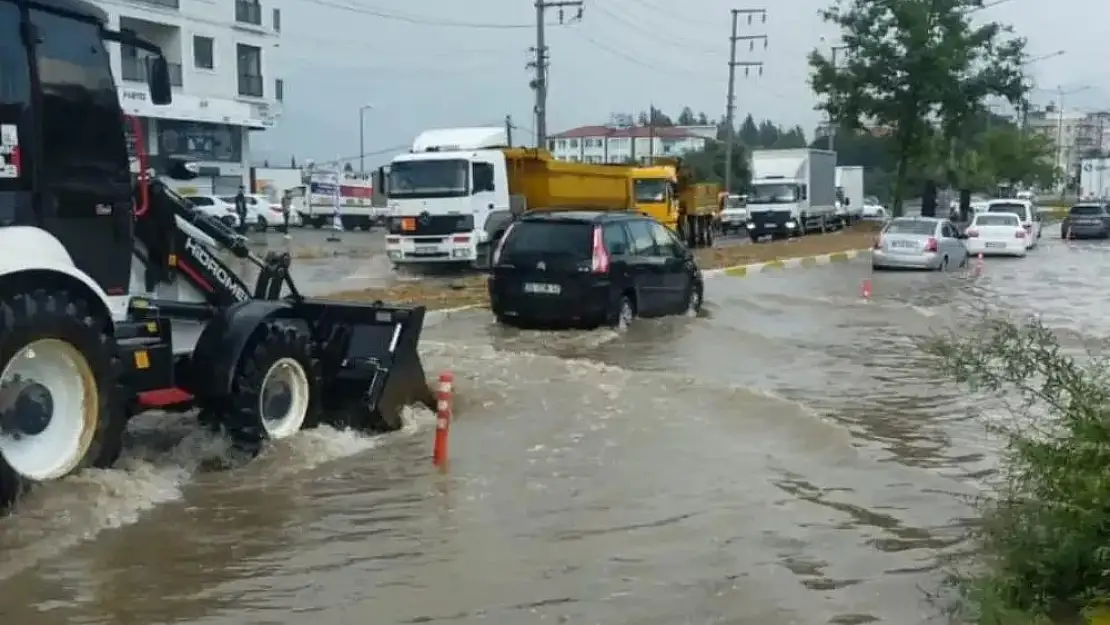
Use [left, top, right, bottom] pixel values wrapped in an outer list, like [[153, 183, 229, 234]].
[[0, 289, 124, 509], [215, 320, 320, 446]]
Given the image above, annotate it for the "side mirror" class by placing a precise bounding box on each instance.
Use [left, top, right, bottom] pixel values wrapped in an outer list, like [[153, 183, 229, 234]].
[[165, 157, 199, 180], [147, 56, 172, 105]]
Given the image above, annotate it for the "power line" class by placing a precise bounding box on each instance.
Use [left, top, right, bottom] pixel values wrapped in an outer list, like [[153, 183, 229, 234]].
[[574, 32, 718, 79], [588, 3, 724, 54], [291, 0, 532, 28]]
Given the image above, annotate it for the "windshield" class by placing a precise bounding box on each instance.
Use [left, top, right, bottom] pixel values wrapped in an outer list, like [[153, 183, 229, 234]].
[[1070, 205, 1104, 215], [988, 203, 1027, 217], [388, 159, 469, 199], [634, 179, 668, 203], [885, 219, 937, 235], [501, 221, 593, 258], [974, 214, 1020, 226], [747, 183, 799, 204], [725, 196, 745, 209], [865, 196, 880, 205], [186, 196, 214, 206]]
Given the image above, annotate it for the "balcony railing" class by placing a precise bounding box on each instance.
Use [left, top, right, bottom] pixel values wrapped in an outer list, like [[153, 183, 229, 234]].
[[121, 56, 183, 86], [132, 0, 180, 8], [235, 0, 262, 25], [238, 74, 263, 97]]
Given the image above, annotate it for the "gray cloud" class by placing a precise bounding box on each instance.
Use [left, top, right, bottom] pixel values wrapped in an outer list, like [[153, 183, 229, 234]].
[[255, 0, 1109, 166]]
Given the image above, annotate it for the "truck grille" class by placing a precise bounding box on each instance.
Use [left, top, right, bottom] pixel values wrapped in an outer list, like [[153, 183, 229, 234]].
[[387, 214, 473, 236]]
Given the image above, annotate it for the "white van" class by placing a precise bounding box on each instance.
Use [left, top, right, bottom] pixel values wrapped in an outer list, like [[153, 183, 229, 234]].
[[984, 198, 1041, 248]]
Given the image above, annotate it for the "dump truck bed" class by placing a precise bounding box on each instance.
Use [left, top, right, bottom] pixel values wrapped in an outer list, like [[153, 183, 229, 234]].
[[504, 148, 634, 214]]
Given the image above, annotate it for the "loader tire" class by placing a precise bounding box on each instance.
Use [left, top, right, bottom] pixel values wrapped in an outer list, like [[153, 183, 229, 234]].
[[0, 289, 125, 509], [218, 321, 319, 447]]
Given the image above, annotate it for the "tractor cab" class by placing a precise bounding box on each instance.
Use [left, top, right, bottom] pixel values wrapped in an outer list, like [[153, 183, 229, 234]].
[[0, 0, 172, 297]]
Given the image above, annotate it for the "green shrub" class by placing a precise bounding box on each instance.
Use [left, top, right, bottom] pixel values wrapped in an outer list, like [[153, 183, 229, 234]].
[[923, 317, 1110, 624]]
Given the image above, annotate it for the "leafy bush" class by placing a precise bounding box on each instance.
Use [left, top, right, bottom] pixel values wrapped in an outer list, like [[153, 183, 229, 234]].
[[923, 317, 1110, 624]]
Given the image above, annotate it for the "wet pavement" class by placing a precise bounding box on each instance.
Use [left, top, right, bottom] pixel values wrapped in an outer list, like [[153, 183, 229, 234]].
[[3, 223, 1102, 625]]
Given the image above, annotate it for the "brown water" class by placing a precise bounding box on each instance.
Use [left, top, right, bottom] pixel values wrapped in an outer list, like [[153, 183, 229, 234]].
[[2, 223, 1104, 625]]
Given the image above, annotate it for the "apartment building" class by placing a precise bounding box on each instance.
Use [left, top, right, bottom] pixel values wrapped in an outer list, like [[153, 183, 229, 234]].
[[93, 0, 283, 194], [548, 125, 716, 164]]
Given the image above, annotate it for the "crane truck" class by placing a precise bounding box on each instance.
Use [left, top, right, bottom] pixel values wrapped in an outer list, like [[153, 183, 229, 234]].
[[381, 128, 641, 266], [0, 0, 433, 508]]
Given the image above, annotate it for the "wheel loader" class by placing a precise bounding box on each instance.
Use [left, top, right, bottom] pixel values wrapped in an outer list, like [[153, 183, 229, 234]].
[[0, 0, 436, 508]]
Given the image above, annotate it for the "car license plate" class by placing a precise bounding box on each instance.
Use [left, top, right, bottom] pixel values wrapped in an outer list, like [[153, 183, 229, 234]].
[[413, 245, 437, 254], [524, 282, 560, 294], [891, 240, 915, 248], [985, 242, 1003, 248]]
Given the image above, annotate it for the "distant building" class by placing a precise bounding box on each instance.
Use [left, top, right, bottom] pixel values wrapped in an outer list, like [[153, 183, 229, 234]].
[[548, 125, 716, 164], [92, 0, 285, 195], [1020, 107, 1110, 188]]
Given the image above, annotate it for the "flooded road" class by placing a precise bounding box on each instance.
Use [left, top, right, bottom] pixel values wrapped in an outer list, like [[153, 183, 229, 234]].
[[2, 223, 1102, 624]]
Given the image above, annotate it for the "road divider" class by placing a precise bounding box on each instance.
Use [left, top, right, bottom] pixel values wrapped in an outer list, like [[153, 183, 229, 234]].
[[703, 248, 869, 278]]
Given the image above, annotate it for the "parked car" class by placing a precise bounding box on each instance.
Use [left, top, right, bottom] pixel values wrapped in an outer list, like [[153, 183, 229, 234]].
[[964, 212, 1028, 257], [872, 216, 969, 271], [183, 194, 238, 227], [487, 211, 704, 329], [219, 194, 280, 231], [861, 196, 887, 221], [1061, 203, 1110, 239], [984, 199, 1041, 248]]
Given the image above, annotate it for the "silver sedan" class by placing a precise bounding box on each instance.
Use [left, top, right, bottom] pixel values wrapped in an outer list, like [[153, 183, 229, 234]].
[[872, 216, 969, 271]]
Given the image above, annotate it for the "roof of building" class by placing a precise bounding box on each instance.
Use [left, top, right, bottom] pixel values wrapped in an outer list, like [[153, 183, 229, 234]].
[[551, 125, 710, 140]]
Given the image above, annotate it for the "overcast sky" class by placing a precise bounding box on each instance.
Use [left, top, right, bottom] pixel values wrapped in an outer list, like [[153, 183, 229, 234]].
[[253, 0, 1110, 168]]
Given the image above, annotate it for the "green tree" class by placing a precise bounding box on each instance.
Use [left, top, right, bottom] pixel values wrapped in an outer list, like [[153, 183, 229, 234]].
[[343, 162, 354, 173], [809, 0, 1028, 216], [696, 111, 710, 125], [757, 120, 779, 147], [738, 114, 759, 147], [676, 107, 697, 125], [683, 140, 751, 189], [976, 125, 1056, 190]]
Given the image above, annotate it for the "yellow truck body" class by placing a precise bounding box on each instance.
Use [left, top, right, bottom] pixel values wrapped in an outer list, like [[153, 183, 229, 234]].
[[631, 158, 722, 247], [503, 148, 634, 214]]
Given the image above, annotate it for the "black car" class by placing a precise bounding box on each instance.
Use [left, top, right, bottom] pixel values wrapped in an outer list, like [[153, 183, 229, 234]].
[[487, 211, 704, 328], [1061, 203, 1110, 239]]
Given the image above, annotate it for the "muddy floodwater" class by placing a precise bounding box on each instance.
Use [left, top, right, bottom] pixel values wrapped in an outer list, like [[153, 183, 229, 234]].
[[2, 223, 1104, 624]]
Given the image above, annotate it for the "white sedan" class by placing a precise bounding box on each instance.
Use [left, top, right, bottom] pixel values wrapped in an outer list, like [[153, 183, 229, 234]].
[[183, 194, 239, 227], [964, 212, 1028, 257]]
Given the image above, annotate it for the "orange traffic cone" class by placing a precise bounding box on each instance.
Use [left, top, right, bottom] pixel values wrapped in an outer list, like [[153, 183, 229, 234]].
[[860, 278, 872, 299]]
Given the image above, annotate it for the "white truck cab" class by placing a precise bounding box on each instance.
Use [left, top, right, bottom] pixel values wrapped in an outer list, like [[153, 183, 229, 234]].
[[745, 148, 838, 240], [383, 127, 515, 265]]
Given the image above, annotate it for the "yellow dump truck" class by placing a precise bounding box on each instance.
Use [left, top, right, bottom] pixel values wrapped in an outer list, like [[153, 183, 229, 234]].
[[503, 148, 635, 214], [631, 158, 721, 248]]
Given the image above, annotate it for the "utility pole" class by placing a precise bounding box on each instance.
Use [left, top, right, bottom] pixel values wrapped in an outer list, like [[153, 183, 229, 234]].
[[648, 103, 654, 165], [505, 115, 514, 147], [724, 8, 767, 195], [531, 0, 583, 149], [827, 44, 848, 153]]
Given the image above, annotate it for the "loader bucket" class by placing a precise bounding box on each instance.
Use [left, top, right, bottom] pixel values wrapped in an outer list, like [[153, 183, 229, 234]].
[[293, 299, 434, 432]]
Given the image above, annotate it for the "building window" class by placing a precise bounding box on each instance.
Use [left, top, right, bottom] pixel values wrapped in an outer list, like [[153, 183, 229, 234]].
[[557, 140, 566, 149], [272, 8, 281, 31], [236, 43, 263, 97], [569, 139, 578, 148], [193, 35, 214, 69], [275, 78, 284, 101], [158, 120, 242, 162], [235, 0, 262, 25], [547, 140, 555, 150]]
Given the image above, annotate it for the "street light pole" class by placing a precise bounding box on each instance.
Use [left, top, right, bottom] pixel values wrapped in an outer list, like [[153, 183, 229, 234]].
[[358, 104, 374, 173]]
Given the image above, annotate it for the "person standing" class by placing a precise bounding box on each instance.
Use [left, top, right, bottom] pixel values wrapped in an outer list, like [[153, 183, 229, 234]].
[[234, 186, 248, 234], [280, 189, 293, 239]]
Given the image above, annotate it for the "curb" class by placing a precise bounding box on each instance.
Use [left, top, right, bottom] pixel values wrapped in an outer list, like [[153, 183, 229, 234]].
[[702, 248, 871, 278]]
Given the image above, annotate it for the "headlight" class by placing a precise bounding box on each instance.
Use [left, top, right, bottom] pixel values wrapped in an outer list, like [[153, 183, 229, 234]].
[[785, 221, 796, 228]]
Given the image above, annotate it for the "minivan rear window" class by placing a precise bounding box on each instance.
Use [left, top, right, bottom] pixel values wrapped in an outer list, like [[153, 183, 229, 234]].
[[1069, 205, 1104, 215], [501, 221, 593, 257]]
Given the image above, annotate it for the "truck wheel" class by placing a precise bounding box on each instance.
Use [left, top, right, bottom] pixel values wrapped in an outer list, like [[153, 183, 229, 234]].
[[219, 321, 318, 446], [0, 290, 125, 507]]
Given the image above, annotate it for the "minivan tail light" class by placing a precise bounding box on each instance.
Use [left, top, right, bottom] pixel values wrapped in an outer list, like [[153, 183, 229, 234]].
[[591, 225, 609, 273], [924, 237, 938, 252], [492, 223, 515, 265], [1015, 229, 1026, 238], [965, 228, 978, 237]]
